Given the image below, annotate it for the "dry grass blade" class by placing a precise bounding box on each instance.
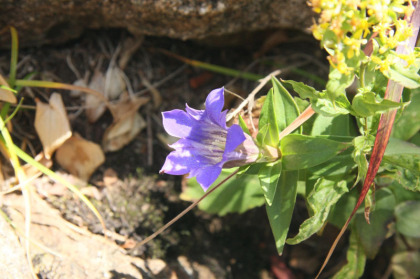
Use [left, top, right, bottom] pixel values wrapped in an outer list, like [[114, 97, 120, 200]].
[[14, 79, 117, 118]]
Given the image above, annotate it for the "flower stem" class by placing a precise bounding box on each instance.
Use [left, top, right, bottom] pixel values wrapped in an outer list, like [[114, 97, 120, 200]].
[[134, 169, 239, 248]]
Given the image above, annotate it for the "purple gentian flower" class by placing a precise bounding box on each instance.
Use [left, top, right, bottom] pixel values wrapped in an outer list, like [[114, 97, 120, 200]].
[[160, 87, 259, 191]]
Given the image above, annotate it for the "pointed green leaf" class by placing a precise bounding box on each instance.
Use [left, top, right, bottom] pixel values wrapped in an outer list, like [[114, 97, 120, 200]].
[[258, 161, 282, 206], [287, 179, 348, 245], [256, 124, 269, 147], [259, 88, 280, 147], [352, 92, 405, 117], [183, 168, 265, 216], [238, 114, 251, 136], [237, 162, 264, 176], [271, 77, 301, 131], [258, 78, 300, 147], [281, 134, 350, 170], [354, 188, 395, 259], [283, 79, 351, 116], [282, 80, 319, 99], [332, 227, 366, 279], [266, 170, 298, 254]]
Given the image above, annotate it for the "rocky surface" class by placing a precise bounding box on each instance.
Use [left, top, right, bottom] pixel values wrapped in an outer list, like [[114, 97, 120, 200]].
[[0, 0, 313, 47], [1, 192, 226, 279], [0, 213, 32, 279]]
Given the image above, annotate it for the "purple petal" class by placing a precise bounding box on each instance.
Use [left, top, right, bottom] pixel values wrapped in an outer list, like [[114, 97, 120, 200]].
[[162, 110, 196, 138], [224, 124, 246, 154], [194, 164, 223, 191], [185, 104, 205, 120], [205, 87, 225, 124], [160, 149, 200, 175]]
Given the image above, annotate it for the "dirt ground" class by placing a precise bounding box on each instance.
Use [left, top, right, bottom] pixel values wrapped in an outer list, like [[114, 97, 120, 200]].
[[0, 28, 389, 278]]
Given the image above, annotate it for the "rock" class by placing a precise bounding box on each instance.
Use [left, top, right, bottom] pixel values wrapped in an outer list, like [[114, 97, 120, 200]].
[[3, 192, 152, 279], [0, 0, 314, 47], [0, 214, 32, 279]]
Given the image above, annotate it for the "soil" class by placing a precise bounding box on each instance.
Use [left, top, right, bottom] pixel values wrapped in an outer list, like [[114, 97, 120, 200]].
[[0, 28, 381, 279]]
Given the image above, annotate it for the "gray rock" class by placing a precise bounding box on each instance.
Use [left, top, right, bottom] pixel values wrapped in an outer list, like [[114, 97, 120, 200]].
[[0, 0, 314, 47], [0, 214, 32, 279]]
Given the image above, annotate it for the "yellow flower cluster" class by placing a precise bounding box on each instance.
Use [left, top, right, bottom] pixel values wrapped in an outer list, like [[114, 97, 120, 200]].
[[310, 0, 414, 74]]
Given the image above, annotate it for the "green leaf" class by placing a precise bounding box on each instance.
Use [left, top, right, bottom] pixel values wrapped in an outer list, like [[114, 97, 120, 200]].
[[352, 135, 374, 186], [282, 80, 319, 99], [384, 165, 420, 192], [383, 138, 420, 176], [266, 170, 298, 254], [388, 180, 420, 203], [354, 188, 395, 259], [238, 114, 251, 136], [332, 227, 366, 279], [237, 162, 264, 176], [312, 96, 351, 116], [271, 77, 301, 131], [308, 151, 355, 179], [411, 132, 420, 146], [258, 161, 282, 206], [393, 90, 420, 140], [326, 68, 355, 100], [392, 251, 420, 279], [259, 88, 280, 147], [258, 78, 300, 148], [363, 61, 388, 94], [287, 179, 348, 245], [328, 190, 358, 228], [352, 92, 405, 117], [283, 79, 351, 116], [395, 201, 420, 238], [281, 134, 350, 170], [183, 168, 265, 216], [311, 114, 351, 136], [384, 53, 420, 89], [256, 124, 269, 147]]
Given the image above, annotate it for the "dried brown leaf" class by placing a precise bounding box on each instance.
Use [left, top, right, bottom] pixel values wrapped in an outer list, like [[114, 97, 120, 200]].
[[70, 79, 87, 97], [105, 66, 126, 100], [0, 87, 17, 104], [55, 134, 105, 181], [103, 111, 146, 152], [35, 93, 72, 159], [101, 94, 148, 151], [111, 94, 149, 122], [85, 70, 106, 123]]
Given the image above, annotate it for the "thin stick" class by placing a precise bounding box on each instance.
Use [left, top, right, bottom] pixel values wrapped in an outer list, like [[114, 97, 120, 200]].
[[135, 169, 239, 248], [278, 106, 315, 140], [226, 69, 281, 122]]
